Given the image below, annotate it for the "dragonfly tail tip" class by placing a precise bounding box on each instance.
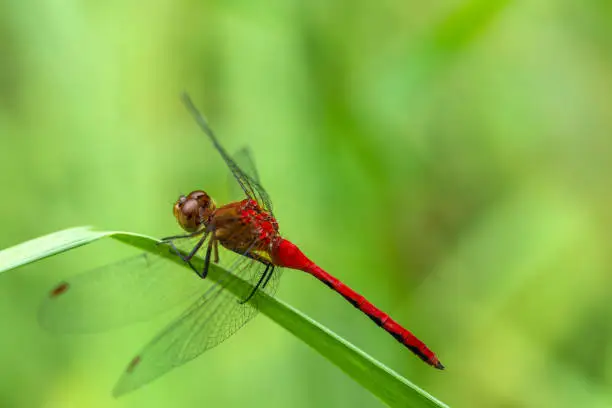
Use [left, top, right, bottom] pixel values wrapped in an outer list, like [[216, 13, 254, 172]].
[[434, 361, 445, 370]]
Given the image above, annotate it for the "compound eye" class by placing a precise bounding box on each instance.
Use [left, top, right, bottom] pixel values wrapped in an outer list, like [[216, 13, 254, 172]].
[[173, 190, 214, 233], [188, 191, 202, 199], [176, 200, 200, 231]]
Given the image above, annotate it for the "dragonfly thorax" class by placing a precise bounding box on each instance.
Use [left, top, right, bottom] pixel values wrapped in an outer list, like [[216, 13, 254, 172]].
[[173, 190, 216, 232], [212, 199, 280, 257]]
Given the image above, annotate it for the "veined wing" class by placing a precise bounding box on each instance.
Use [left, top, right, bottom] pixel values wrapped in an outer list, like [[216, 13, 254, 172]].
[[232, 146, 261, 188], [227, 146, 273, 212], [181, 93, 274, 216], [39, 245, 204, 333], [113, 244, 283, 396]]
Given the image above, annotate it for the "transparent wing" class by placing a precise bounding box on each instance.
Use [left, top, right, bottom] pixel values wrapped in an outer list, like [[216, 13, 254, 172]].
[[233, 146, 261, 187], [182, 94, 274, 215], [39, 246, 205, 333], [113, 248, 283, 396], [227, 147, 273, 212]]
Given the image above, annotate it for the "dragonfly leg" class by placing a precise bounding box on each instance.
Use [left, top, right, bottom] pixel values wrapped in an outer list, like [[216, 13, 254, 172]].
[[262, 265, 275, 289], [163, 231, 210, 277], [213, 239, 220, 264], [200, 238, 214, 279], [159, 229, 205, 243], [183, 231, 210, 261], [163, 240, 199, 274], [239, 263, 272, 304], [162, 240, 200, 274]]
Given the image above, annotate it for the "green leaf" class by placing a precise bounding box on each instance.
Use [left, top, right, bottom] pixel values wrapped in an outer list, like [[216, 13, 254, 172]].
[[0, 227, 448, 408]]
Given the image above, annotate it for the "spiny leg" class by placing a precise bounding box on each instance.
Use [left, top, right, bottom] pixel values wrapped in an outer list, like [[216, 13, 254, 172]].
[[200, 237, 214, 279], [213, 239, 220, 264], [239, 263, 272, 304], [164, 230, 210, 275], [261, 265, 275, 289], [159, 229, 205, 243], [163, 241, 198, 275], [184, 231, 210, 261]]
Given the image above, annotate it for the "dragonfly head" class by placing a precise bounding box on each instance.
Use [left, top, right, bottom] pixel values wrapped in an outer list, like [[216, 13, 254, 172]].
[[173, 190, 216, 232]]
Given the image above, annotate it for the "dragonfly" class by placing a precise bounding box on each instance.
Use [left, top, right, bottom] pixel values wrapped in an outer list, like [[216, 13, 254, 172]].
[[40, 94, 444, 397]]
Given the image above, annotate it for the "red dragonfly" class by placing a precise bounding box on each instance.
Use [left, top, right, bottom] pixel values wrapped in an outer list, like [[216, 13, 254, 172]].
[[40, 94, 443, 396]]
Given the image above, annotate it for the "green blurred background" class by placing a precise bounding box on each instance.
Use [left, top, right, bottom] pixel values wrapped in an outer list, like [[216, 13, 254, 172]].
[[1, 0, 611, 407]]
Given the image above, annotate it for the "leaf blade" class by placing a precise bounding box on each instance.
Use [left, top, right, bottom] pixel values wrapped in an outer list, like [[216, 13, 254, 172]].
[[0, 227, 448, 408]]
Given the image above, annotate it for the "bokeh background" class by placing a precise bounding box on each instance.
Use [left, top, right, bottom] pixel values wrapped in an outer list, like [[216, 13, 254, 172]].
[[1, 0, 611, 407]]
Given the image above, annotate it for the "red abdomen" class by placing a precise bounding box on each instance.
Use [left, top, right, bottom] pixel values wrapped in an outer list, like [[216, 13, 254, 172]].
[[271, 238, 444, 369]]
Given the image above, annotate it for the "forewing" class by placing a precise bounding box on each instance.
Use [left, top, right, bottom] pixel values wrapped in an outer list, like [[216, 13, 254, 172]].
[[233, 146, 261, 182], [182, 94, 274, 215], [112, 252, 282, 396], [39, 249, 203, 333], [227, 147, 274, 213]]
